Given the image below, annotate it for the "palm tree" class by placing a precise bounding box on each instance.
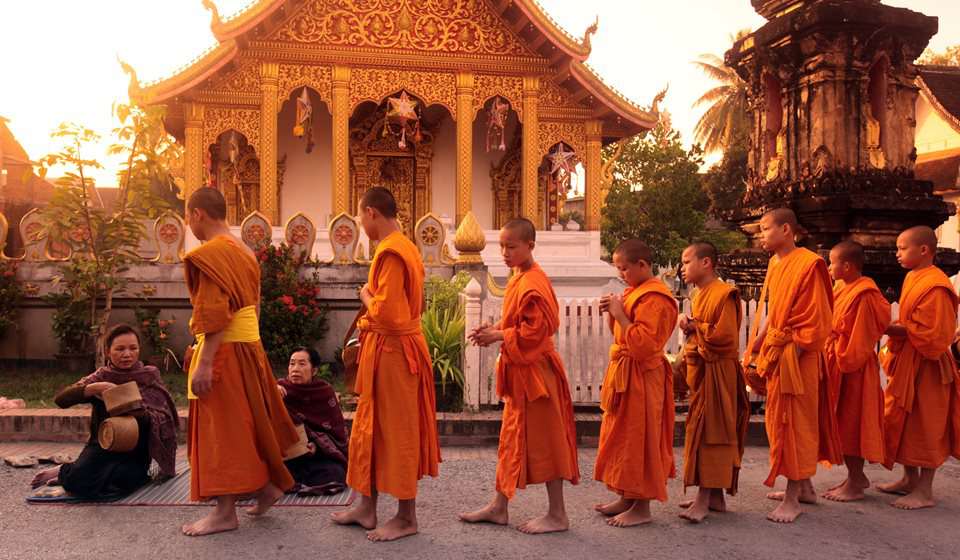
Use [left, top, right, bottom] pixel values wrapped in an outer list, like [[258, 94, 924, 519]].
[[692, 30, 752, 154]]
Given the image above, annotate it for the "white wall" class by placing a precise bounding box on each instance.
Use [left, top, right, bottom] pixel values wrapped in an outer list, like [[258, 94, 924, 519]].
[[430, 114, 456, 224], [470, 109, 520, 229], [278, 88, 333, 227], [916, 94, 960, 156]]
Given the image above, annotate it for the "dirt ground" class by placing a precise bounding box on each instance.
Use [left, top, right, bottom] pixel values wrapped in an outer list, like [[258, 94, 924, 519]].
[[1, 445, 959, 560]]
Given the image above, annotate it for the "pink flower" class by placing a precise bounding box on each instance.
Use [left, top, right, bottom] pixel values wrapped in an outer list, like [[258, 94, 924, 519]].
[[287, 304, 297, 312], [278, 295, 293, 306]]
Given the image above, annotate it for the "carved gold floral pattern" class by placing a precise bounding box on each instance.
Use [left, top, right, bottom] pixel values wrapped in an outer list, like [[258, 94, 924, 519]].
[[272, 0, 531, 56], [202, 107, 261, 153], [206, 59, 261, 94], [349, 67, 456, 115], [277, 64, 333, 108], [473, 74, 523, 121], [538, 121, 586, 158], [539, 80, 587, 109]]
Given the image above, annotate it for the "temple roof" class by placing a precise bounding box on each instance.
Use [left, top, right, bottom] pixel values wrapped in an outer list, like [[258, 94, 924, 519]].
[[136, 0, 659, 138], [918, 65, 960, 133], [916, 151, 960, 193], [1, 117, 32, 167]]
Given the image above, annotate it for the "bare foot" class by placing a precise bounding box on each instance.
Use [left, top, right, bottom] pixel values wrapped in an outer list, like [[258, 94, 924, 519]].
[[767, 489, 817, 505], [877, 477, 913, 496], [245, 483, 283, 517], [181, 512, 239, 537], [594, 497, 633, 516], [332, 504, 377, 530], [767, 500, 803, 523], [892, 491, 935, 510], [608, 504, 652, 528], [679, 501, 709, 524], [31, 467, 61, 489], [678, 493, 726, 512], [459, 503, 508, 525], [823, 478, 867, 502], [367, 516, 418, 542], [518, 513, 569, 534]]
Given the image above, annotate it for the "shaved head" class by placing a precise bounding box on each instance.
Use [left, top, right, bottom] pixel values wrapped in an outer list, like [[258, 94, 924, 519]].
[[686, 241, 718, 267], [762, 207, 798, 229], [831, 240, 865, 271], [502, 218, 536, 242], [360, 186, 398, 219], [614, 239, 653, 265], [901, 226, 938, 252], [187, 187, 227, 221]]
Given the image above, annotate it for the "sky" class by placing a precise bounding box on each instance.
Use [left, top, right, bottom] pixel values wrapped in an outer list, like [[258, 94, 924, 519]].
[[1, 0, 958, 187]]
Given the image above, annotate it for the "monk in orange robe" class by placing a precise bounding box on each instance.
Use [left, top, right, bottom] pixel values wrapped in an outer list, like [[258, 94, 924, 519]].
[[332, 187, 440, 541], [678, 242, 749, 523], [747, 208, 838, 523], [822, 241, 890, 502], [459, 218, 579, 534], [876, 226, 960, 509], [181, 188, 299, 537], [592, 239, 677, 527]]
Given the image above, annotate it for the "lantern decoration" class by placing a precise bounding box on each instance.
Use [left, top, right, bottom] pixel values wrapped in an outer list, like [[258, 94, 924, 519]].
[[546, 144, 578, 226], [293, 87, 315, 153], [382, 91, 422, 149], [226, 131, 241, 189], [486, 96, 510, 152]]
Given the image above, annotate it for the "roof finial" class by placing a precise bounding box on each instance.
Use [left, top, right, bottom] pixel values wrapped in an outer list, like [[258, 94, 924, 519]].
[[117, 57, 143, 102], [582, 16, 599, 51], [202, 0, 223, 29], [649, 84, 669, 116]]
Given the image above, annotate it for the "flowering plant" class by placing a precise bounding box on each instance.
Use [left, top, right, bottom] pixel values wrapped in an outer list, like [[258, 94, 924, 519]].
[[257, 243, 329, 366], [0, 261, 22, 339], [133, 307, 179, 371]]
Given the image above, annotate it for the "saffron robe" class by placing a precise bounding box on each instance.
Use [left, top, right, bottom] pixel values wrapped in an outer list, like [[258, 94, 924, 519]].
[[826, 276, 890, 464], [346, 231, 440, 500], [594, 278, 677, 501], [682, 279, 749, 493], [755, 248, 838, 486], [185, 235, 297, 501], [882, 266, 960, 469], [495, 263, 579, 499]]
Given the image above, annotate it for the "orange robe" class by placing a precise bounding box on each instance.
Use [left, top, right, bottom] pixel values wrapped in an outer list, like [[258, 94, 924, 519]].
[[825, 276, 890, 464], [594, 278, 677, 501], [682, 279, 749, 493], [755, 248, 838, 486], [495, 263, 579, 499], [882, 266, 960, 470], [346, 231, 440, 500], [185, 235, 297, 501]]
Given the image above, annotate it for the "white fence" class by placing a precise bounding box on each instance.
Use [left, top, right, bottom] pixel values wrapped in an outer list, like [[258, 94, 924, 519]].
[[456, 275, 954, 410]]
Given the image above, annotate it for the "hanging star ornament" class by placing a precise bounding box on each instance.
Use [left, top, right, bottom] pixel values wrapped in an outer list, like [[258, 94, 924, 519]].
[[548, 144, 577, 176]]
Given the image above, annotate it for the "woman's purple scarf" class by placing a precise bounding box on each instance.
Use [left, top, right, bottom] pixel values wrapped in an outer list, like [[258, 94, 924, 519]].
[[80, 362, 179, 478]]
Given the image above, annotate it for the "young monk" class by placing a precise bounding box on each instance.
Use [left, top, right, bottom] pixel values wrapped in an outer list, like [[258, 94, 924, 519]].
[[877, 226, 960, 509], [182, 187, 299, 537], [459, 218, 579, 534], [331, 187, 440, 541], [822, 241, 890, 502], [678, 242, 749, 523], [747, 208, 837, 523], [592, 239, 677, 527]]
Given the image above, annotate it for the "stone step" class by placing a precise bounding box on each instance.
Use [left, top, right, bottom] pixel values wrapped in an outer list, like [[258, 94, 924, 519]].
[[0, 408, 769, 447]]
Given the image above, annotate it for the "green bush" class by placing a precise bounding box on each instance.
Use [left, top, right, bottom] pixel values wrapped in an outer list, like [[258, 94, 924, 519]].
[[422, 272, 471, 411], [0, 261, 21, 339]]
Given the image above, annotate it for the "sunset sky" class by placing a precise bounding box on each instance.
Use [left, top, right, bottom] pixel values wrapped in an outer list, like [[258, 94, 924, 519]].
[[1, 0, 958, 186]]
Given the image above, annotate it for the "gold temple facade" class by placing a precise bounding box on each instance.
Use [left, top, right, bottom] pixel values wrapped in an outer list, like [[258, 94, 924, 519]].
[[135, 0, 660, 232]]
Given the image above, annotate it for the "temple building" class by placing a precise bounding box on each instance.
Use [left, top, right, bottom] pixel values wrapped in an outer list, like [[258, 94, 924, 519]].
[[915, 65, 960, 250], [131, 0, 661, 285]]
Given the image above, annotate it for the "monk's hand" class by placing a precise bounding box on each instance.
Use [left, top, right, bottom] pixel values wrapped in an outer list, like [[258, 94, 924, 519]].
[[607, 294, 626, 319], [83, 382, 117, 399], [473, 327, 503, 347], [599, 293, 612, 313], [679, 315, 696, 334], [359, 286, 374, 308], [182, 345, 195, 373], [192, 360, 214, 397], [277, 384, 287, 398]]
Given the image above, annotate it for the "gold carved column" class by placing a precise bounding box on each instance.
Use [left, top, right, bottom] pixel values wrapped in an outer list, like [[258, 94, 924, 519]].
[[521, 76, 540, 226], [331, 65, 351, 216], [584, 120, 603, 231], [455, 71, 474, 226], [259, 62, 279, 224], [182, 102, 205, 213]]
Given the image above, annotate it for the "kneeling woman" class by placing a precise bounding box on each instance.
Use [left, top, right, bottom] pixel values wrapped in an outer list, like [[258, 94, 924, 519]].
[[32, 324, 179, 499], [278, 347, 348, 495]]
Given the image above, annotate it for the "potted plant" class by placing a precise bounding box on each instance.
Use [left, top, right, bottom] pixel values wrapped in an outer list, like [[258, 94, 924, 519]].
[[46, 290, 95, 374], [134, 307, 178, 371], [423, 272, 471, 412]]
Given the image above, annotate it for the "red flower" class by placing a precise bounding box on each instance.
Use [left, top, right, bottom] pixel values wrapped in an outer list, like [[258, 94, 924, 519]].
[[287, 304, 297, 312], [278, 295, 293, 306]]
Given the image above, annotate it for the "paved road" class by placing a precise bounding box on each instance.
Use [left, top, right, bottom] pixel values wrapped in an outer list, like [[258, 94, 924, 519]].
[[1, 445, 959, 560]]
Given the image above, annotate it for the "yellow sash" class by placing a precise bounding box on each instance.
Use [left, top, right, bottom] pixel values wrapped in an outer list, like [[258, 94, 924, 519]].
[[187, 305, 260, 399]]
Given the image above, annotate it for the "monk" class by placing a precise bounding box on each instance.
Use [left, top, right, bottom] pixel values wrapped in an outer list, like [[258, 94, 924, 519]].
[[181, 187, 299, 537], [877, 226, 960, 509], [747, 208, 837, 523], [459, 218, 579, 534], [678, 242, 749, 523], [331, 187, 440, 541], [592, 239, 677, 527], [822, 241, 890, 502]]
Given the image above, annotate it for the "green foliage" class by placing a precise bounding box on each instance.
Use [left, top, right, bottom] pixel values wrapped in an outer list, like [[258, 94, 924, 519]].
[[424, 271, 471, 317], [701, 133, 749, 222], [0, 261, 21, 338], [422, 272, 471, 411], [601, 124, 745, 265], [692, 30, 752, 154], [35, 104, 177, 363], [257, 243, 330, 366], [44, 288, 92, 355], [919, 45, 960, 66], [559, 210, 585, 229], [133, 307, 178, 371]]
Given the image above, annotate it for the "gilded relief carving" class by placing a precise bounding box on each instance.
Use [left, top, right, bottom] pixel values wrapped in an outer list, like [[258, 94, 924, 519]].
[[202, 107, 261, 153], [277, 64, 333, 108], [349, 68, 456, 116], [473, 74, 523, 120]]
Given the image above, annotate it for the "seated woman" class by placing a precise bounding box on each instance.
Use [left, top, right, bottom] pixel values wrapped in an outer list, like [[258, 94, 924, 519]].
[[277, 346, 348, 495], [31, 324, 179, 499]]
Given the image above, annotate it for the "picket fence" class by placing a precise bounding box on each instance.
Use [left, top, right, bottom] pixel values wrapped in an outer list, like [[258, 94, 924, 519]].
[[456, 273, 960, 410]]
